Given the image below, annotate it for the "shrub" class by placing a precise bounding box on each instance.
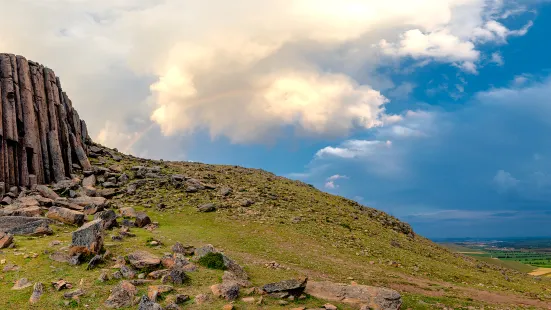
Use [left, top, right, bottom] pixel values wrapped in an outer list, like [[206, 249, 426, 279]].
[[197, 253, 227, 270]]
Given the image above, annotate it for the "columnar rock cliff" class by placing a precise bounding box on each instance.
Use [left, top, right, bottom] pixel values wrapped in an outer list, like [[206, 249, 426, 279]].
[[0, 53, 91, 191]]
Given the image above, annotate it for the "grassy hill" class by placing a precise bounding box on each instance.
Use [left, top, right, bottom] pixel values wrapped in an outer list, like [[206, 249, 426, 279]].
[[0, 144, 550, 309]]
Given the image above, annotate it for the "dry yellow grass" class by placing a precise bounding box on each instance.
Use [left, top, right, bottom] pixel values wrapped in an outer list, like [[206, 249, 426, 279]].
[[529, 268, 551, 276]]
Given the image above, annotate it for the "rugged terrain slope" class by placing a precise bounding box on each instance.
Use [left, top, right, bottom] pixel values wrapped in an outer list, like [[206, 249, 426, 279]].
[[0, 143, 549, 309]]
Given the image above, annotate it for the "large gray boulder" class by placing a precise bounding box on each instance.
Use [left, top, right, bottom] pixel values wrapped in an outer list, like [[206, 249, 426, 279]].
[[305, 281, 402, 310], [70, 219, 104, 255]]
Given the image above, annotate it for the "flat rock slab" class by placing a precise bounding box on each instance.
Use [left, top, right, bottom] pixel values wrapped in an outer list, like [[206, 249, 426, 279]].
[[46, 207, 85, 226], [305, 281, 402, 310], [0, 216, 52, 236], [262, 277, 308, 297], [127, 250, 161, 269]]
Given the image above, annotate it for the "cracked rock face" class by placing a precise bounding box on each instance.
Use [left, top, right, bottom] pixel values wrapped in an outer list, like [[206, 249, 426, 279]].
[[0, 53, 91, 191]]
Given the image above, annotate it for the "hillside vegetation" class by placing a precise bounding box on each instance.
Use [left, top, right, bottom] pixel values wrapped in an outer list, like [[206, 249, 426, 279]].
[[0, 144, 550, 309]]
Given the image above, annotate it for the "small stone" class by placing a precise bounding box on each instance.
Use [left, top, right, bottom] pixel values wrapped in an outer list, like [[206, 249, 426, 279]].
[[222, 304, 234, 310], [324, 304, 338, 310], [242, 297, 255, 303]]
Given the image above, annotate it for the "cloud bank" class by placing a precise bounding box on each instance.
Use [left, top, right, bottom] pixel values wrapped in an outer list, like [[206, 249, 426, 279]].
[[0, 0, 531, 152]]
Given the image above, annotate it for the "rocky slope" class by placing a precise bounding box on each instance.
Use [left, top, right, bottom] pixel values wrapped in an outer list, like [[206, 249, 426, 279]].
[[0, 142, 548, 309]]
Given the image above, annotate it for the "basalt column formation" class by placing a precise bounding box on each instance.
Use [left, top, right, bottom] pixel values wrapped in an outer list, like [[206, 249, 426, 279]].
[[0, 53, 91, 191]]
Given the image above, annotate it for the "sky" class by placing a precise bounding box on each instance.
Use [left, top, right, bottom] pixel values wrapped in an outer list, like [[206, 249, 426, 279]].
[[2, 0, 551, 238]]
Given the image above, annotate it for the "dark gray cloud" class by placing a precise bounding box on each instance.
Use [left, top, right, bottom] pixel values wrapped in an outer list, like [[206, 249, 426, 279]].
[[298, 77, 551, 238]]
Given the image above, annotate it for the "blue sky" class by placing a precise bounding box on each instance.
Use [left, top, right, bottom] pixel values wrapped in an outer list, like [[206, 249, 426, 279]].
[[4, 0, 551, 238]]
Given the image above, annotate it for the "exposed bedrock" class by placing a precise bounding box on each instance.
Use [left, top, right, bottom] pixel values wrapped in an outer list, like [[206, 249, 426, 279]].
[[0, 53, 91, 191]]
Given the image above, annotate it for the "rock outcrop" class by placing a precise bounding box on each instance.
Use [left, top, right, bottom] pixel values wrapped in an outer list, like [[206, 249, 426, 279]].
[[0, 53, 91, 191]]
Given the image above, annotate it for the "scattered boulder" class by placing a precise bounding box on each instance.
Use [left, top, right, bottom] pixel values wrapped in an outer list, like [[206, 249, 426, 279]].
[[63, 289, 85, 299], [120, 265, 137, 279], [262, 277, 308, 298], [83, 204, 103, 215], [223, 271, 251, 288], [166, 268, 187, 285], [127, 250, 161, 269], [36, 185, 59, 200], [70, 196, 107, 208], [12, 278, 32, 290], [46, 207, 85, 226], [197, 203, 216, 213], [104, 281, 137, 308], [29, 282, 44, 304], [82, 175, 96, 188], [135, 212, 151, 228], [194, 244, 216, 258], [172, 242, 195, 255], [94, 210, 118, 230], [87, 254, 103, 270], [138, 295, 162, 310], [147, 285, 173, 301], [219, 186, 232, 196], [0, 232, 14, 248], [120, 207, 137, 218], [70, 219, 104, 255], [52, 279, 72, 291], [194, 293, 210, 305], [211, 282, 240, 301], [305, 281, 402, 310], [175, 294, 190, 304], [49, 251, 80, 265]]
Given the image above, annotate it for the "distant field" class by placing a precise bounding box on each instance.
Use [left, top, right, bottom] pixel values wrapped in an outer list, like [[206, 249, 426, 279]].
[[441, 243, 543, 273], [475, 257, 536, 273], [440, 243, 486, 253], [470, 250, 551, 268]]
